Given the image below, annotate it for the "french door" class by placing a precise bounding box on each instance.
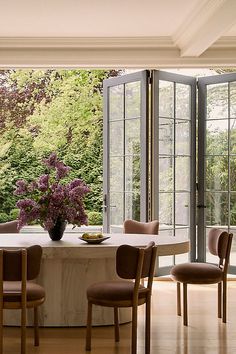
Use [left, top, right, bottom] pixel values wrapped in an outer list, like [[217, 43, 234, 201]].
[[198, 73, 236, 272], [103, 69, 236, 273], [152, 71, 196, 273], [103, 71, 149, 232]]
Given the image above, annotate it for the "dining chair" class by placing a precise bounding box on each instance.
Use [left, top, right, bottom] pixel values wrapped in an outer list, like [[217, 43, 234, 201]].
[[86, 241, 157, 354], [0, 245, 45, 354], [123, 220, 159, 286], [170, 228, 233, 326], [123, 219, 159, 235], [0, 220, 19, 233]]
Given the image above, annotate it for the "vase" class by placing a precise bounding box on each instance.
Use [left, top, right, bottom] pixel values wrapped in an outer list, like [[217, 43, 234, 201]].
[[48, 219, 67, 241]]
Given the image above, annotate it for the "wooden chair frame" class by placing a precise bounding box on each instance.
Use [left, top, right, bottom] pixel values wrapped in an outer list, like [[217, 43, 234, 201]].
[[0, 248, 45, 354], [175, 233, 233, 326], [86, 244, 157, 354]]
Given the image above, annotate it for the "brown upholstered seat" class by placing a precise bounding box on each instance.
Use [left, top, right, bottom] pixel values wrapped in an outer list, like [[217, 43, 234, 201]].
[[3, 282, 45, 303], [171, 263, 223, 284], [123, 219, 159, 235], [0, 220, 19, 233], [86, 242, 157, 354], [170, 228, 233, 326], [0, 245, 45, 354], [87, 280, 148, 303]]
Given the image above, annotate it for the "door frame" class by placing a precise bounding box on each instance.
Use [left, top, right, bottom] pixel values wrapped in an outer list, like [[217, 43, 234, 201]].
[[198, 73, 236, 270], [103, 70, 149, 232]]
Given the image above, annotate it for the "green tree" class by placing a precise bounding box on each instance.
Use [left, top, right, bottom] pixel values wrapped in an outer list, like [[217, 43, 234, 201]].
[[0, 69, 119, 221]]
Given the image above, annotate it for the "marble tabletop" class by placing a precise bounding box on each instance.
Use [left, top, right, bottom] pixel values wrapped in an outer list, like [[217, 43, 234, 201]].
[[0, 232, 190, 259]]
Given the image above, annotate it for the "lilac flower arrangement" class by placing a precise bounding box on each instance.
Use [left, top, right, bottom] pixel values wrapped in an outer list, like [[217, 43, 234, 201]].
[[14, 153, 90, 230]]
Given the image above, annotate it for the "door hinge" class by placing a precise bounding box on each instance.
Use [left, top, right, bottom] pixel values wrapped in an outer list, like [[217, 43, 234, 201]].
[[148, 70, 153, 85]]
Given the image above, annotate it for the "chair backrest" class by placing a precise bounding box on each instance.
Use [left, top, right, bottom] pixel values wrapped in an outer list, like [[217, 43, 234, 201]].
[[123, 219, 159, 235], [208, 228, 233, 272], [0, 245, 42, 281], [116, 241, 157, 290], [0, 221, 19, 233]]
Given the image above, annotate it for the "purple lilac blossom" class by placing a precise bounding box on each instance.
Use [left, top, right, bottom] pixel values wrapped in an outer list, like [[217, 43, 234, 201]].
[[38, 174, 49, 192], [15, 153, 90, 230], [56, 161, 71, 180], [28, 181, 38, 192], [43, 152, 58, 168], [14, 180, 28, 195]]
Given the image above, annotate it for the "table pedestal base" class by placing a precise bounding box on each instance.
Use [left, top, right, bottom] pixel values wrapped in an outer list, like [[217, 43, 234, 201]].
[[4, 257, 131, 327]]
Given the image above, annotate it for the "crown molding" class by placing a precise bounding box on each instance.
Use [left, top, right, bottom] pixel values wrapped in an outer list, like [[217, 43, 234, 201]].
[[0, 36, 235, 68], [212, 36, 236, 47], [0, 45, 236, 68], [0, 36, 175, 49]]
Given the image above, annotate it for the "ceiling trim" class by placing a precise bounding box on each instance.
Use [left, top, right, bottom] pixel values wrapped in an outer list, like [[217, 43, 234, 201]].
[[0, 36, 235, 68], [0, 36, 174, 49], [173, 0, 236, 57]]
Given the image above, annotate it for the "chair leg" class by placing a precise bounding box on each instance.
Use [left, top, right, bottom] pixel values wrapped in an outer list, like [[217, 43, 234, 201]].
[[177, 282, 181, 316], [223, 279, 227, 323], [131, 305, 138, 354], [34, 307, 39, 346], [86, 301, 92, 351], [0, 304, 3, 354], [114, 307, 120, 342], [218, 282, 222, 319], [21, 306, 27, 354], [183, 283, 188, 326], [145, 297, 151, 354]]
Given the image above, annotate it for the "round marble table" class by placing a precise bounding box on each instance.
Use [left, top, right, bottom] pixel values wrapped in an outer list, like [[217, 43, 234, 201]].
[[0, 232, 189, 327]]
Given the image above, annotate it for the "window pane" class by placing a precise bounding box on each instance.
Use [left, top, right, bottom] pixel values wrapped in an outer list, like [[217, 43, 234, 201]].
[[125, 118, 140, 155], [206, 156, 228, 191], [159, 157, 173, 192], [230, 119, 236, 153], [125, 155, 140, 192], [159, 118, 174, 155], [110, 157, 123, 192], [207, 83, 228, 119], [110, 193, 123, 226], [159, 193, 173, 226], [125, 82, 141, 119], [206, 119, 228, 155], [109, 121, 123, 156], [176, 84, 190, 119], [109, 85, 124, 121], [175, 228, 190, 264], [175, 157, 190, 191], [175, 193, 190, 226], [125, 192, 140, 220], [158, 256, 174, 268], [230, 81, 236, 118], [230, 157, 236, 191], [230, 192, 236, 228], [159, 228, 174, 235], [205, 192, 228, 226], [175, 120, 190, 155], [159, 81, 174, 118]]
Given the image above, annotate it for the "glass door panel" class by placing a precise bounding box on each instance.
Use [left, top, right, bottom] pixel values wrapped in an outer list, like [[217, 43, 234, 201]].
[[103, 71, 148, 232], [153, 71, 196, 274], [198, 73, 236, 272]]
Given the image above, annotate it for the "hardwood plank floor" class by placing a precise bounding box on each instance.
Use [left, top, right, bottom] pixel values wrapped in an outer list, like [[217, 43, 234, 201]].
[[3, 281, 236, 354]]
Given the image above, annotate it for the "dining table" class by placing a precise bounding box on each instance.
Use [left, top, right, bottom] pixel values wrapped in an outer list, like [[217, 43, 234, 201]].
[[0, 232, 190, 327]]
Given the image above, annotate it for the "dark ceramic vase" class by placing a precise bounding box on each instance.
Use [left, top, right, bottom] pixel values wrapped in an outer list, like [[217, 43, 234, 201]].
[[48, 219, 67, 241]]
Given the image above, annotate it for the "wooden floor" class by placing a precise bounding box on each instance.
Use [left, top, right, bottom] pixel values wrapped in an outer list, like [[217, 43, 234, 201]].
[[3, 280, 236, 354]]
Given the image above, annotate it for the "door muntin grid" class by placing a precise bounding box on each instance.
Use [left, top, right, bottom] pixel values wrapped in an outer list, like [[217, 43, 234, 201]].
[[198, 76, 236, 268]]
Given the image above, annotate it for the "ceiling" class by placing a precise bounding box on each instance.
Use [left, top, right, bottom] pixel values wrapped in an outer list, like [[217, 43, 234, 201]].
[[0, 0, 236, 67]]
